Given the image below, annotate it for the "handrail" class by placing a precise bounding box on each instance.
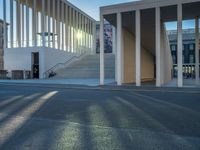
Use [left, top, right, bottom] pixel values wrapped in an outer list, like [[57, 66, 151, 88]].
[[43, 52, 87, 78]]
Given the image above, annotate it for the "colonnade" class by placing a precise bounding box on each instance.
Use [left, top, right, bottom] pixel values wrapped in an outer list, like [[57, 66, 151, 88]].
[[3, 0, 96, 54], [100, 3, 200, 87]]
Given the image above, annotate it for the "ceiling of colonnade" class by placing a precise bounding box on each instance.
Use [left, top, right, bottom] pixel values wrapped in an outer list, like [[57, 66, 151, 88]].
[[104, 1, 200, 56]]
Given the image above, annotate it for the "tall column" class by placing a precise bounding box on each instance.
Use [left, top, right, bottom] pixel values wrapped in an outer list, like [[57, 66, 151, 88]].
[[85, 17, 87, 51], [78, 13, 81, 53], [177, 4, 183, 87], [72, 9, 74, 52], [52, 0, 55, 48], [10, 0, 13, 48], [136, 10, 141, 86], [90, 20, 92, 53], [65, 5, 68, 52], [116, 12, 122, 85], [76, 11, 78, 53], [61, 1, 64, 50], [195, 17, 199, 84], [69, 7, 72, 52], [26, 0, 29, 47], [112, 26, 117, 81], [57, 0, 60, 49], [81, 15, 84, 53], [92, 21, 96, 54], [156, 7, 161, 87], [22, 4, 24, 47], [17, 0, 21, 47], [100, 14, 105, 85], [3, 0, 6, 49], [73, 10, 75, 53], [33, 0, 37, 47], [112, 26, 116, 54], [48, 0, 51, 47], [42, 0, 45, 47]]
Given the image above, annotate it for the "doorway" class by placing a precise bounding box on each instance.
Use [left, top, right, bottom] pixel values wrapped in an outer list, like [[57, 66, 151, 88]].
[[32, 52, 39, 79]]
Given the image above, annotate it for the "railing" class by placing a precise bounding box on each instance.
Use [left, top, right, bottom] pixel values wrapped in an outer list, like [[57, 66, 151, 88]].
[[43, 52, 87, 78]]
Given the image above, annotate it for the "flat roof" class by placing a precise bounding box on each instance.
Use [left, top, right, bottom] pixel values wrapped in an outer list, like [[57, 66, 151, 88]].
[[100, 0, 200, 15]]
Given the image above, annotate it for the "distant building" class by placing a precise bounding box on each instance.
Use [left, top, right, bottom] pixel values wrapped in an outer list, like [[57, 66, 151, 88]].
[[168, 29, 200, 78], [96, 21, 113, 53], [0, 19, 8, 70]]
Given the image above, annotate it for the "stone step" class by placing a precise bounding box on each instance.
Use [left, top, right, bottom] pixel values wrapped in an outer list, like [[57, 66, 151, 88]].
[[53, 54, 115, 79]]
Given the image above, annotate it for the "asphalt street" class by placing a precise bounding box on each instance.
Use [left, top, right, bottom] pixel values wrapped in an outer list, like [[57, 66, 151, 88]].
[[0, 83, 200, 150]]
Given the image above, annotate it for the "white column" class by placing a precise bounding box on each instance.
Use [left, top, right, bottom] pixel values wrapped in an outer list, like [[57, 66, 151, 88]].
[[48, 0, 51, 47], [26, 0, 29, 47], [100, 14, 105, 85], [10, 0, 13, 48], [112, 26, 116, 54], [78, 13, 81, 53], [22, 4, 24, 47], [92, 21, 96, 54], [85, 17, 87, 51], [112, 26, 117, 81], [90, 20, 92, 53], [69, 7, 72, 52], [195, 17, 199, 84], [75, 11, 78, 53], [65, 5, 68, 52], [72, 9, 74, 52], [81, 14, 83, 53], [61, 1, 64, 50], [136, 10, 141, 86], [42, 0, 45, 47], [57, 0, 60, 49], [33, 0, 37, 47], [17, 0, 21, 47], [52, 0, 55, 48], [116, 12, 122, 85], [3, 0, 6, 49], [156, 7, 161, 87], [177, 4, 183, 87], [73, 10, 75, 53]]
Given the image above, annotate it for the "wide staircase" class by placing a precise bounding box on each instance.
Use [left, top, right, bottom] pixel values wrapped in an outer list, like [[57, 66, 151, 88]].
[[53, 53, 115, 79]]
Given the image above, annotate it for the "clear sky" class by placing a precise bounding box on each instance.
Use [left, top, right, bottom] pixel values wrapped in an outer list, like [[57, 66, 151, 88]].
[[68, 0, 136, 21]]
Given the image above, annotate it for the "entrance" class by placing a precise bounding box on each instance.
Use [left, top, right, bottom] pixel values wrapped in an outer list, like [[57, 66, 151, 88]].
[[32, 52, 39, 79]]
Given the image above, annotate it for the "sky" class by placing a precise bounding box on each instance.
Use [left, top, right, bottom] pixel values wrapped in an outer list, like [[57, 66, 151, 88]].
[[68, 0, 135, 21]]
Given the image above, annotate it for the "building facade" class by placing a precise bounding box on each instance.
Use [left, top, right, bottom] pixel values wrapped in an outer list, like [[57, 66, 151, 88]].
[[0, 20, 4, 70], [96, 21, 113, 53], [168, 29, 200, 79], [100, 0, 200, 87], [2, 0, 96, 79]]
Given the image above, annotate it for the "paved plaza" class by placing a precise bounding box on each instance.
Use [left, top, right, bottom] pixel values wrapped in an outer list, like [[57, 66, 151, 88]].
[[0, 83, 200, 150]]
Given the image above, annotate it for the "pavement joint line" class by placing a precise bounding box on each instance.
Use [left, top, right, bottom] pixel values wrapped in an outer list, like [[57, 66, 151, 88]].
[[0, 83, 200, 94], [1, 112, 197, 140]]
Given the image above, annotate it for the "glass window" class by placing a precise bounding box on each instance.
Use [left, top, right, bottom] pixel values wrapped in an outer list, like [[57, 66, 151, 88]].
[[189, 55, 194, 63], [173, 55, 176, 64], [189, 44, 194, 50], [183, 55, 185, 64], [171, 45, 176, 51]]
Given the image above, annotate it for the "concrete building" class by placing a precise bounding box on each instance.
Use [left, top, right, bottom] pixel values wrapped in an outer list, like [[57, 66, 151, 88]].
[[168, 29, 200, 79], [2, 0, 96, 79], [100, 0, 200, 87]]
